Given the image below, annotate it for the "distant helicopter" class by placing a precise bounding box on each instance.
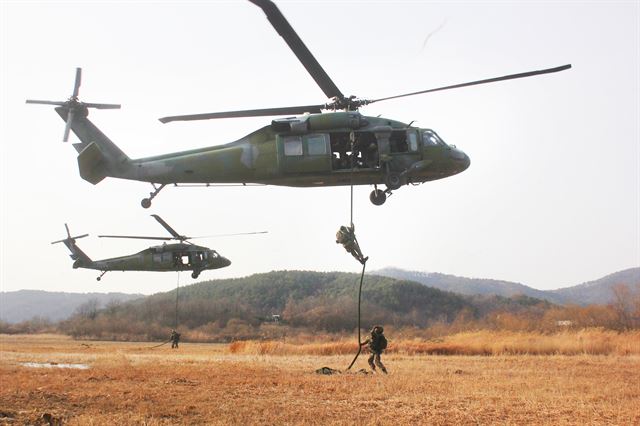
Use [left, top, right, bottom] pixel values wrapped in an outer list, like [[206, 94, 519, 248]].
[[52, 215, 265, 280], [27, 0, 570, 207]]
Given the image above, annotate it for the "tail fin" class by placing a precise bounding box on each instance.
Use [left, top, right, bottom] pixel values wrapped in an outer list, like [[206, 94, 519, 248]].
[[55, 107, 131, 184], [52, 224, 93, 268]]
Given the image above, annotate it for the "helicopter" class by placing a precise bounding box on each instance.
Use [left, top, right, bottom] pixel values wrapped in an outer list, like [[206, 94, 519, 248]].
[[27, 0, 571, 208], [51, 215, 267, 280]]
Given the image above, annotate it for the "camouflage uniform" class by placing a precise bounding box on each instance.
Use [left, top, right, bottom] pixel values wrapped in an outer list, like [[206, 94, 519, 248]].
[[361, 326, 388, 373], [170, 330, 180, 349], [336, 225, 367, 265]]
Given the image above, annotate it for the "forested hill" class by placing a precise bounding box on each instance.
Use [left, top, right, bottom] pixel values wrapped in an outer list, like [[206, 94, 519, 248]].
[[100, 271, 543, 333]]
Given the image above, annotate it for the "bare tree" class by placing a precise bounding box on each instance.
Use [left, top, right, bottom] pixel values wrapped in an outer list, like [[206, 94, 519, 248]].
[[610, 284, 633, 330], [75, 298, 100, 320]]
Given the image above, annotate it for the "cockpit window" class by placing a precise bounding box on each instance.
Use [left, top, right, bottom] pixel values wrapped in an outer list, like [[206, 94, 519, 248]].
[[423, 130, 444, 146]]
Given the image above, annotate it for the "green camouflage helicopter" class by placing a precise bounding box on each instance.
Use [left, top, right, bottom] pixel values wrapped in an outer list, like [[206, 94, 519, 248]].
[[50, 215, 267, 280], [27, 0, 570, 208]]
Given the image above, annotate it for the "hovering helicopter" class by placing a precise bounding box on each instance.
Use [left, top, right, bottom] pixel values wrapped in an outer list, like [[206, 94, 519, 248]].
[[51, 215, 265, 280], [27, 0, 570, 208]]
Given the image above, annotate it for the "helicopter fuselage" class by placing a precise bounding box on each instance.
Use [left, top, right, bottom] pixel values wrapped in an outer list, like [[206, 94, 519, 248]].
[[64, 109, 469, 199], [75, 243, 231, 274], [128, 112, 469, 186]]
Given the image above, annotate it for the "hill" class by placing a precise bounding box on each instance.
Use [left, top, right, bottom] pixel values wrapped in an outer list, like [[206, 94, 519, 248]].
[[58, 270, 556, 341], [550, 268, 640, 305], [372, 268, 553, 300], [373, 267, 640, 305], [114, 271, 474, 331], [0, 290, 143, 323]]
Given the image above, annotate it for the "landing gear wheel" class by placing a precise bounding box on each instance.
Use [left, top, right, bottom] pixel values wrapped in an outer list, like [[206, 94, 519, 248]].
[[191, 271, 200, 279], [385, 173, 402, 190], [370, 189, 387, 206], [140, 184, 166, 209]]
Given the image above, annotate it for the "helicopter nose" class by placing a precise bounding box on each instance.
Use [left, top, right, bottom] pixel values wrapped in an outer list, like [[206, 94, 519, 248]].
[[450, 148, 470, 172], [221, 257, 232, 267]]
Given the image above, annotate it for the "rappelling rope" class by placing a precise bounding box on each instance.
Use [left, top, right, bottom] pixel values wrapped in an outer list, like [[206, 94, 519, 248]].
[[344, 130, 367, 370], [147, 271, 181, 349], [175, 271, 180, 329], [346, 261, 366, 370], [349, 131, 355, 227]]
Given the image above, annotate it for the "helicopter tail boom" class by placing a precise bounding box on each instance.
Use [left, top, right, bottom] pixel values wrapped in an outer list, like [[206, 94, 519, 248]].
[[54, 107, 132, 185], [51, 224, 94, 269]]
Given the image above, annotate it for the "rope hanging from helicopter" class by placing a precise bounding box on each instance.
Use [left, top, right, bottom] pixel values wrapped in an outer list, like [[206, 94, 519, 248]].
[[339, 130, 368, 371], [148, 271, 181, 349]]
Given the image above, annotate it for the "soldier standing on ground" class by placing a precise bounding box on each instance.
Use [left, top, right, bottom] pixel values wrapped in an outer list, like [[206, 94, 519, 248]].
[[336, 224, 368, 265], [361, 325, 388, 373], [170, 329, 181, 349]]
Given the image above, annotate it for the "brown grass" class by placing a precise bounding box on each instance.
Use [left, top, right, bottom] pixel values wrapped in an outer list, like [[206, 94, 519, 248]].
[[229, 328, 640, 356], [1, 333, 639, 425]]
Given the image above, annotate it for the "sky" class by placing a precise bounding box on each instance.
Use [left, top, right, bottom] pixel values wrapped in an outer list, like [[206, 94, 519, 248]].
[[1, 1, 638, 295]]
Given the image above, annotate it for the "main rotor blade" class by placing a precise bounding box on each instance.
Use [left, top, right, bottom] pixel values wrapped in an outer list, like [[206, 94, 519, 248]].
[[249, 0, 344, 101], [191, 231, 269, 239], [159, 104, 324, 123], [151, 214, 183, 239], [83, 102, 121, 109], [72, 68, 82, 98], [25, 100, 67, 106], [369, 64, 572, 104], [98, 235, 173, 241]]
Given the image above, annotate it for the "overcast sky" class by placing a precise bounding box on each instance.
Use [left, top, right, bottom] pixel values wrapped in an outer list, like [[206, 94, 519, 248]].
[[1, 1, 638, 295]]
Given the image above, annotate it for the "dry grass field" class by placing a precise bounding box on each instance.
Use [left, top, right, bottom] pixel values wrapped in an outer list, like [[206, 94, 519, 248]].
[[1, 333, 639, 425]]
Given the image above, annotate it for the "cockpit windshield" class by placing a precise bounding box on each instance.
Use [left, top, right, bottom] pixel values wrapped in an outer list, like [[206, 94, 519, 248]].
[[422, 130, 446, 146]]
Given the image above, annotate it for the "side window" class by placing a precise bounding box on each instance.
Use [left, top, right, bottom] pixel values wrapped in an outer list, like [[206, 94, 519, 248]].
[[306, 134, 327, 155], [153, 253, 162, 263], [408, 131, 418, 152], [284, 136, 303, 156]]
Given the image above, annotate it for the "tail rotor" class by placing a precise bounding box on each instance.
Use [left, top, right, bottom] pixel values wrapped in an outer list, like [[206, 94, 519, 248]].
[[26, 68, 121, 142]]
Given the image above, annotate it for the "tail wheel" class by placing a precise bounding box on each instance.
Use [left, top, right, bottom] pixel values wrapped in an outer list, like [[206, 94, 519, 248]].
[[370, 189, 387, 206], [385, 172, 402, 190]]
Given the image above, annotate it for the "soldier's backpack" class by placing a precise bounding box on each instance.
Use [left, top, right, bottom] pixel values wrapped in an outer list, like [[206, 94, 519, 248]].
[[379, 335, 387, 350]]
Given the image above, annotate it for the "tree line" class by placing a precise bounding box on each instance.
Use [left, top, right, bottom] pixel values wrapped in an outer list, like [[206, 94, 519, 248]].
[[2, 272, 638, 340]]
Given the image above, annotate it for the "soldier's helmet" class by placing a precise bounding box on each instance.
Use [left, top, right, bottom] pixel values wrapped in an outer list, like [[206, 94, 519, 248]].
[[372, 325, 383, 334]]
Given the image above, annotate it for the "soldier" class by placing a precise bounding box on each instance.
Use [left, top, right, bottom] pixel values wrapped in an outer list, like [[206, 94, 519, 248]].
[[170, 329, 181, 349], [360, 325, 388, 373], [336, 224, 368, 265]]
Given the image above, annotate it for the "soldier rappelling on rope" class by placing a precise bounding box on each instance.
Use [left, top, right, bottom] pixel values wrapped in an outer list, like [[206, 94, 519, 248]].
[[336, 224, 368, 265]]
